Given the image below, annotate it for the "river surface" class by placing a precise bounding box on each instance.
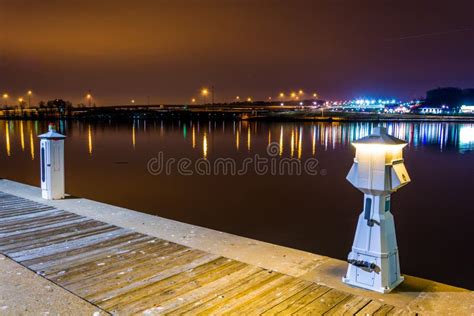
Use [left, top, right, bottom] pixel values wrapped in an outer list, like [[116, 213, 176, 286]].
[[1, 119, 473, 289]]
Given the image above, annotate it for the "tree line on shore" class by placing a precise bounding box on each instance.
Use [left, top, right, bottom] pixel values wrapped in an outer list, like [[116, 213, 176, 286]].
[[425, 87, 474, 110], [2, 99, 78, 118]]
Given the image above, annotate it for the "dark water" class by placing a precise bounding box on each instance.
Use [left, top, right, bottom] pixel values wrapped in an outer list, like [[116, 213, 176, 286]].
[[1, 119, 473, 289]]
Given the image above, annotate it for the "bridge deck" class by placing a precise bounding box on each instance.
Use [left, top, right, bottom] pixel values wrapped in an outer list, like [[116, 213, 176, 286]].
[[0, 192, 408, 315]]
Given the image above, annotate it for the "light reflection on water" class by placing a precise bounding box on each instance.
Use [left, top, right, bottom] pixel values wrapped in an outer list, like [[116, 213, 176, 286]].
[[2, 120, 473, 159], [88, 125, 93, 155], [29, 128, 35, 160], [4, 123, 10, 157]]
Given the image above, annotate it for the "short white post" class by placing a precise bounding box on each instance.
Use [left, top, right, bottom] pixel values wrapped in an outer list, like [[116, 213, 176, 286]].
[[342, 127, 411, 293], [38, 123, 66, 200]]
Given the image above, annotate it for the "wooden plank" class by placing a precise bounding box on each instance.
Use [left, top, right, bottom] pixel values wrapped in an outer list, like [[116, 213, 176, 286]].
[[0, 209, 71, 227], [188, 273, 292, 315], [155, 264, 264, 314], [0, 205, 48, 213], [87, 252, 222, 305], [0, 218, 85, 239], [9, 225, 121, 262], [0, 205, 55, 218], [0, 216, 92, 239], [373, 304, 395, 315], [0, 219, 103, 249], [81, 249, 218, 301], [387, 307, 414, 315], [9, 227, 129, 262], [0, 199, 43, 208], [25, 232, 148, 270], [228, 279, 315, 315], [0, 205, 61, 218], [106, 258, 246, 314], [261, 284, 328, 315], [39, 235, 156, 274], [0, 212, 81, 233], [85, 252, 223, 304], [275, 285, 331, 314], [295, 288, 351, 315], [0, 199, 41, 208], [0, 200, 50, 209], [171, 269, 280, 314], [0, 214, 78, 233], [323, 296, 372, 315], [53, 240, 187, 287], [109, 260, 246, 314], [1, 221, 115, 253], [355, 300, 385, 315]]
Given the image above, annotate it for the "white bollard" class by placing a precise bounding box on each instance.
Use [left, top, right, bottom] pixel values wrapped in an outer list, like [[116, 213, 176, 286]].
[[343, 126, 410, 293], [38, 123, 66, 200]]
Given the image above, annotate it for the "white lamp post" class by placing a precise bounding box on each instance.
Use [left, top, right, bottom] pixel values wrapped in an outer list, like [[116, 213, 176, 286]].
[[38, 124, 66, 200], [343, 126, 410, 293]]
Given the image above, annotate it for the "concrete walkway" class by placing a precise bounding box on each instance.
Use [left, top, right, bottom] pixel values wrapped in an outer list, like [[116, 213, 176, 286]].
[[0, 253, 105, 315], [0, 179, 472, 315]]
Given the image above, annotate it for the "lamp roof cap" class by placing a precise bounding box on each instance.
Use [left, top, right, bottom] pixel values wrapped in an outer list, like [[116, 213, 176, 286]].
[[38, 124, 66, 139], [353, 127, 406, 145]]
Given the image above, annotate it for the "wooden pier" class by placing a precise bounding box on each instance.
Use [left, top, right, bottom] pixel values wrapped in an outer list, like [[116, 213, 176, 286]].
[[0, 191, 410, 315]]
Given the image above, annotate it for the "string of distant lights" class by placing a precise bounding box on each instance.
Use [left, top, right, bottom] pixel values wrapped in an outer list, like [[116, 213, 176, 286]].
[[2, 89, 466, 113]]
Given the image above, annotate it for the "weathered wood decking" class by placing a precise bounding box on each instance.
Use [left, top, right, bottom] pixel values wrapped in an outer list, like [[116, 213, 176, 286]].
[[0, 192, 406, 315]]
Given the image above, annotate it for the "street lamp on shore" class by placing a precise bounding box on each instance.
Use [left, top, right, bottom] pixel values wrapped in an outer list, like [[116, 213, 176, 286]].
[[201, 86, 215, 105], [18, 97, 25, 112], [2, 93, 8, 106], [86, 90, 92, 107], [201, 88, 209, 105], [27, 90, 32, 107]]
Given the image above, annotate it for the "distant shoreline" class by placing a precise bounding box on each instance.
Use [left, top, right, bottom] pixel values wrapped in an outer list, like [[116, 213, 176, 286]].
[[246, 111, 474, 123], [1, 107, 474, 123]]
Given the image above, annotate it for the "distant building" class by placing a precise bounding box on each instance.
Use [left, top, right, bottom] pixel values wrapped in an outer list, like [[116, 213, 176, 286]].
[[460, 105, 474, 114], [418, 107, 443, 114], [412, 101, 455, 114], [338, 99, 396, 112], [384, 104, 410, 114]]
